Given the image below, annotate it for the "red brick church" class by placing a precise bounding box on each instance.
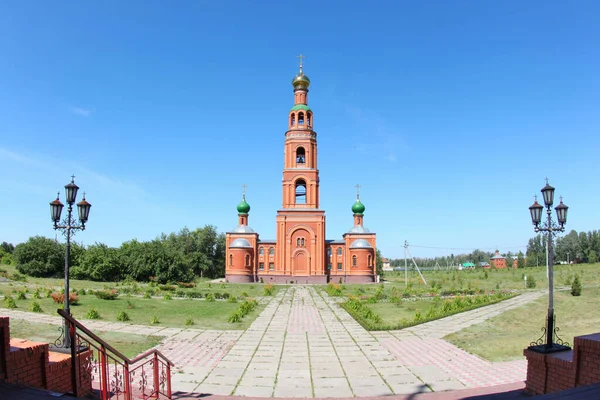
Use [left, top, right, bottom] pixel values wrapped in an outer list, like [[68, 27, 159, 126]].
[[225, 59, 376, 283]]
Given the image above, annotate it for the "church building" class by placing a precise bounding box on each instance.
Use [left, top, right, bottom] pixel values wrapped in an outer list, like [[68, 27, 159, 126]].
[[225, 60, 376, 283]]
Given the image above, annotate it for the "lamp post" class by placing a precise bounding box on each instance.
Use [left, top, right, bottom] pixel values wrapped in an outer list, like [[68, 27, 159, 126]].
[[528, 178, 569, 353], [49, 176, 91, 348]]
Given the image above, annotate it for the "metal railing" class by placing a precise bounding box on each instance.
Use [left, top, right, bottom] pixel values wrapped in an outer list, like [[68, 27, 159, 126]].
[[58, 310, 173, 399]]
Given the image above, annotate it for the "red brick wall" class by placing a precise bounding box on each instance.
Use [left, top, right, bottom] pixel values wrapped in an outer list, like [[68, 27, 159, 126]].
[[524, 332, 600, 395], [575, 333, 600, 386]]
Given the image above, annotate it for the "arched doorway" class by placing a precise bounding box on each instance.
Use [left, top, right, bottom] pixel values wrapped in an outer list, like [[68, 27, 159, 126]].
[[294, 251, 308, 275]]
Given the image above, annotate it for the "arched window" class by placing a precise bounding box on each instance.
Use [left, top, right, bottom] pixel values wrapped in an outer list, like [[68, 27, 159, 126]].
[[368, 255, 372, 266], [298, 112, 304, 125], [269, 247, 275, 256], [245, 254, 251, 266], [229, 254, 233, 266], [337, 247, 342, 256], [301, 238, 305, 246], [295, 179, 306, 204], [296, 238, 301, 246], [291, 113, 296, 126], [259, 247, 264, 255], [307, 112, 312, 126], [296, 147, 306, 164], [352, 255, 357, 267]]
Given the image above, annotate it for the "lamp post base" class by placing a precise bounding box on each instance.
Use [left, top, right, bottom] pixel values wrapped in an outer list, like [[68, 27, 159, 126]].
[[527, 343, 571, 354]]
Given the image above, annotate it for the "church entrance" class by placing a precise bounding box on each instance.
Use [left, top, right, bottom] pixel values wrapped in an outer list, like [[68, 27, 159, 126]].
[[293, 251, 308, 275]]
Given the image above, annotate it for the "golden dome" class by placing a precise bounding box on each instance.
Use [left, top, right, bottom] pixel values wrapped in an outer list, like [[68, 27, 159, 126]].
[[292, 72, 310, 89]]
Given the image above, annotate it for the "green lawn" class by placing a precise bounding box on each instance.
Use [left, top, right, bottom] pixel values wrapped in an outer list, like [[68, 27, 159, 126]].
[[444, 286, 600, 362], [8, 319, 162, 358], [1, 293, 266, 330]]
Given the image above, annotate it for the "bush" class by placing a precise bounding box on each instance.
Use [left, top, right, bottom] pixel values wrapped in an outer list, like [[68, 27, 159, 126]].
[[263, 283, 274, 296], [95, 290, 119, 300], [13, 236, 64, 277], [151, 316, 160, 324], [86, 308, 101, 319], [4, 296, 16, 309], [185, 317, 194, 326], [30, 301, 43, 313], [163, 294, 172, 300], [228, 311, 242, 323], [571, 274, 582, 296], [16, 291, 26, 300], [227, 295, 238, 303], [143, 292, 151, 299], [50, 292, 80, 305], [526, 275, 537, 288], [117, 311, 130, 322], [205, 293, 215, 302], [177, 282, 196, 288], [33, 290, 40, 299], [325, 283, 343, 297]]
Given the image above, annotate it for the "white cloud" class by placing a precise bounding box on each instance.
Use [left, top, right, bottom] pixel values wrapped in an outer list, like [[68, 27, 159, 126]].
[[71, 106, 92, 117]]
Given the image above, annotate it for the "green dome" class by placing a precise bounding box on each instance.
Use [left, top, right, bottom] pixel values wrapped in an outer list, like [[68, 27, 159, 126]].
[[291, 104, 312, 112], [352, 199, 365, 214], [237, 198, 250, 214]]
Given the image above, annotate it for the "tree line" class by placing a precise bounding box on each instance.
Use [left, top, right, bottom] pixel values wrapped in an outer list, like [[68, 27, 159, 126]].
[[527, 229, 600, 266], [389, 249, 526, 269], [5, 226, 226, 283]]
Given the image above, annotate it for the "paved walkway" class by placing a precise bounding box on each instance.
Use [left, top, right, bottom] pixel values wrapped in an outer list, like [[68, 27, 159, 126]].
[[1, 288, 547, 398]]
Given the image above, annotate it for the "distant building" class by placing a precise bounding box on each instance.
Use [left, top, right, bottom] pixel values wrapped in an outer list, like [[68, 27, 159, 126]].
[[491, 250, 507, 268], [381, 258, 393, 272], [478, 262, 490, 268]]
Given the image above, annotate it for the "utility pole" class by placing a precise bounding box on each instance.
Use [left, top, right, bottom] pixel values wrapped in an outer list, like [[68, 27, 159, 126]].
[[404, 240, 408, 287], [567, 251, 570, 265]]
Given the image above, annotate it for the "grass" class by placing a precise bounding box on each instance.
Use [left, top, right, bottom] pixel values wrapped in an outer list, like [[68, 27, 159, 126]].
[[8, 319, 162, 358], [444, 286, 600, 362], [0, 293, 264, 330]]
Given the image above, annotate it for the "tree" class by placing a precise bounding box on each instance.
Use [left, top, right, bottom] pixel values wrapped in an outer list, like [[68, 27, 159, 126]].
[[526, 235, 545, 267], [72, 243, 123, 281], [375, 249, 384, 277], [517, 251, 526, 268], [1, 242, 15, 254], [13, 236, 64, 277]]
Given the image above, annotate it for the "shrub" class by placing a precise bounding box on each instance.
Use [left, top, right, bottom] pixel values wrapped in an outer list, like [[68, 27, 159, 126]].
[[526, 275, 536, 289], [228, 311, 242, 323], [143, 292, 151, 299], [33, 290, 40, 299], [263, 283, 275, 296], [185, 317, 194, 326], [259, 277, 264, 283], [414, 310, 423, 322], [16, 291, 26, 300], [45, 289, 53, 298], [163, 294, 172, 300], [571, 274, 582, 296], [30, 301, 43, 313], [227, 296, 238, 303], [241, 291, 249, 297], [117, 311, 130, 322], [126, 300, 135, 309], [4, 296, 16, 309], [205, 293, 215, 302], [326, 283, 343, 297], [95, 290, 119, 300], [159, 285, 177, 291], [151, 316, 160, 324], [177, 282, 196, 288], [50, 292, 80, 305], [86, 308, 101, 319]]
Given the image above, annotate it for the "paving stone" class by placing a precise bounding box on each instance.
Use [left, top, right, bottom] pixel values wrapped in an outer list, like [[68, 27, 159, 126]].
[[314, 385, 353, 398], [428, 379, 467, 392], [195, 383, 235, 395], [234, 385, 274, 397], [352, 384, 393, 396]]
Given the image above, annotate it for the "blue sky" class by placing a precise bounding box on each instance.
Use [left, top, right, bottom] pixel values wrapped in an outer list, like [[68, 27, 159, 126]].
[[1, 1, 599, 259]]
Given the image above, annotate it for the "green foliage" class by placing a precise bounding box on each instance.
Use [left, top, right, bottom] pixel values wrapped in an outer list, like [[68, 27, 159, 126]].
[[526, 275, 536, 288], [32, 289, 40, 299], [86, 308, 101, 319], [30, 301, 43, 313], [117, 311, 130, 322], [184, 317, 194, 326], [151, 316, 160, 324], [16, 291, 26, 300], [143, 292, 151, 299], [95, 290, 119, 300], [263, 283, 275, 296], [4, 296, 16, 309], [163, 294, 172, 300], [375, 248, 384, 277], [227, 295, 238, 303], [205, 293, 215, 302], [325, 283, 343, 297], [228, 299, 258, 323], [13, 236, 64, 277], [571, 274, 582, 296]]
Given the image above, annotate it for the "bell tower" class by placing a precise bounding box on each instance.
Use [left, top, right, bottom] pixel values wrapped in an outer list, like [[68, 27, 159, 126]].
[[274, 56, 327, 282]]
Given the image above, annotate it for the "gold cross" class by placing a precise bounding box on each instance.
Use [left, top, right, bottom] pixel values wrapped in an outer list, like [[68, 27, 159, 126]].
[[355, 184, 361, 199], [297, 54, 306, 71]]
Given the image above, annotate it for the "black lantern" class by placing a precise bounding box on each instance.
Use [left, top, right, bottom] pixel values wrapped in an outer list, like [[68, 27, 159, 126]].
[[65, 179, 79, 204], [541, 181, 555, 207], [77, 195, 92, 223], [555, 199, 568, 226], [50, 194, 64, 223], [529, 198, 543, 226]]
